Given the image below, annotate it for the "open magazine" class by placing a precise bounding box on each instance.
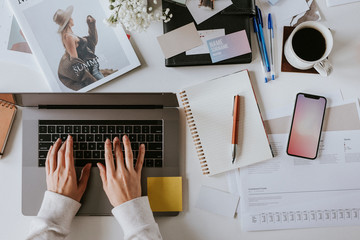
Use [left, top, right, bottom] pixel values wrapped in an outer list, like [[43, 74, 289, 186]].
[[0, 0, 36, 68], [7, 0, 140, 92]]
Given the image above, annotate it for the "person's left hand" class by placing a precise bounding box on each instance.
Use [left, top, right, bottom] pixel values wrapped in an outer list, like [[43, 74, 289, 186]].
[[46, 135, 91, 202]]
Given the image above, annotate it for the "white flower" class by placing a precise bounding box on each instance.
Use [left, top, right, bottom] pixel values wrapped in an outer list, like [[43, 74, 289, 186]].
[[107, 0, 172, 32]]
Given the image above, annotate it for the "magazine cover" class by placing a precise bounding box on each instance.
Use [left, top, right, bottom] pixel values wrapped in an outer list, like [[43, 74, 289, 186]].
[[0, 0, 37, 68], [7, 0, 140, 92]]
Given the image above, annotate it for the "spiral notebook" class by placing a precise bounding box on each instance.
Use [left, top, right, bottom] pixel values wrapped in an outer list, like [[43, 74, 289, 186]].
[[179, 70, 273, 176], [0, 96, 17, 159]]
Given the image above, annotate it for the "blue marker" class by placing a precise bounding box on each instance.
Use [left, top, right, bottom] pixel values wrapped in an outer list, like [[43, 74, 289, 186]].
[[268, 13, 275, 80], [253, 17, 269, 83], [255, 6, 271, 73]]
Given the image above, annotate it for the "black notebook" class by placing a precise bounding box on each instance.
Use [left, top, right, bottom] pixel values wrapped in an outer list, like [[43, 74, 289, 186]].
[[162, 0, 255, 67]]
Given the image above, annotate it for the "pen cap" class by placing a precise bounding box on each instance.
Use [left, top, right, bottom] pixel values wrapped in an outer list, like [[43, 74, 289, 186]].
[[268, 13, 273, 29], [255, 6, 263, 26]]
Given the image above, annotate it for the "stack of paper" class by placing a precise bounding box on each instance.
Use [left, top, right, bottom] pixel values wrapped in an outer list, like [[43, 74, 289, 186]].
[[228, 99, 360, 231]]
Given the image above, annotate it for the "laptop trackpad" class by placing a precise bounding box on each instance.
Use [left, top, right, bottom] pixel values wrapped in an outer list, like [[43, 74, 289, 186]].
[[76, 167, 113, 215]]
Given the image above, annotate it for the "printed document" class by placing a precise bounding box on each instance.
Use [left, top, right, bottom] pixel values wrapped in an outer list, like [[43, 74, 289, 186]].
[[239, 131, 360, 231]]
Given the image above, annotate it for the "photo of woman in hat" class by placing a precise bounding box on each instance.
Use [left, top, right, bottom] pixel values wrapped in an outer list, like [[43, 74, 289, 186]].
[[198, 0, 214, 9], [53, 6, 105, 91]]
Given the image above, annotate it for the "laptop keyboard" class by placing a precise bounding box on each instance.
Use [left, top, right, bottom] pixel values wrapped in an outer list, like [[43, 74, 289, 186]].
[[38, 120, 163, 168]]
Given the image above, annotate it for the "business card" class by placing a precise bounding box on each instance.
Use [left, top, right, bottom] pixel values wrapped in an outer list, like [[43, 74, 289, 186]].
[[157, 22, 202, 59], [186, 29, 225, 55], [207, 30, 251, 63]]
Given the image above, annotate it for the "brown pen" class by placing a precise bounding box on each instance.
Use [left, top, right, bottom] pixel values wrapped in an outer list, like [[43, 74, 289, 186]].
[[232, 95, 240, 164]]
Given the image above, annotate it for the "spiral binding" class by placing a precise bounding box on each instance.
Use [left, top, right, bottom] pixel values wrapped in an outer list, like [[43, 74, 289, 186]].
[[0, 100, 15, 109], [179, 91, 210, 175]]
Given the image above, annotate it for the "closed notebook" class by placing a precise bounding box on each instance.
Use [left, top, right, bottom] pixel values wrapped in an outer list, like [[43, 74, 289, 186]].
[[0, 98, 17, 158], [179, 70, 273, 176]]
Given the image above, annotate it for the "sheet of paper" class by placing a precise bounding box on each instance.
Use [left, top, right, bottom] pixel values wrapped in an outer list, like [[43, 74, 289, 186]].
[[195, 185, 240, 218], [226, 170, 242, 217], [186, 0, 232, 25], [239, 131, 360, 231], [0, 0, 36, 68], [186, 29, 225, 55], [207, 30, 251, 63], [147, 177, 182, 212], [157, 22, 202, 59], [263, 99, 360, 135], [326, 0, 360, 7], [290, 0, 322, 27], [258, 0, 309, 25]]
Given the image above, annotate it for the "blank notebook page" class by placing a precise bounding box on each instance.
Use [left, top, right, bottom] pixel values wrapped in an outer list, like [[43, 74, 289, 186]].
[[182, 70, 273, 176]]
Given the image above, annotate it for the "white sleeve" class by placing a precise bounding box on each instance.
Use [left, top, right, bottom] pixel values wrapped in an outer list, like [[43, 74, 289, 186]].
[[112, 196, 163, 240], [26, 191, 81, 240]]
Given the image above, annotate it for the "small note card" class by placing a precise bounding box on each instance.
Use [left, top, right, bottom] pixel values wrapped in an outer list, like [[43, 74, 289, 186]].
[[195, 185, 239, 218], [157, 23, 202, 59], [207, 30, 251, 63], [147, 177, 183, 212]]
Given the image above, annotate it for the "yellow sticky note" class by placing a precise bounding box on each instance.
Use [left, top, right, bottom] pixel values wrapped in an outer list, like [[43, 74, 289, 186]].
[[147, 177, 183, 212]]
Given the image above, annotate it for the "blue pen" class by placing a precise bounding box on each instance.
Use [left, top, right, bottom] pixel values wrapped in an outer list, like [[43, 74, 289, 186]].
[[255, 6, 271, 73], [253, 17, 269, 83], [268, 13, 275, 80]]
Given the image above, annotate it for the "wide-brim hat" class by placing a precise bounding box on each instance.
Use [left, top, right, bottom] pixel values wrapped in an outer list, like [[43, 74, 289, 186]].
[[53, 5, 74, 33]]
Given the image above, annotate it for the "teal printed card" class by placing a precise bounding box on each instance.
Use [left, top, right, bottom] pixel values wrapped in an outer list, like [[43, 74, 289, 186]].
[[207, 30, 251, 63]]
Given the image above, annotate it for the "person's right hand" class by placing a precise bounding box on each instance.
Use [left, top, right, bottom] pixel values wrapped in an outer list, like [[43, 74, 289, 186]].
[[97, 135, 145, 207]]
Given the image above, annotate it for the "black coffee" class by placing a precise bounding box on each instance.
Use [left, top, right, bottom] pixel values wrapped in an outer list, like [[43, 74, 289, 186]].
[[292, 27, 326, 61]]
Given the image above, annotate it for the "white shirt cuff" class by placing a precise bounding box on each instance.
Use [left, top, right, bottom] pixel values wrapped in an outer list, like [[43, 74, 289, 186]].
[[37, 191, 81, 231], [112, 197, 157, 235]]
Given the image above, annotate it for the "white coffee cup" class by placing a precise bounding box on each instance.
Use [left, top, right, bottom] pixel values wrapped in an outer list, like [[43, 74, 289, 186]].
[[284, 21, 333, 77]]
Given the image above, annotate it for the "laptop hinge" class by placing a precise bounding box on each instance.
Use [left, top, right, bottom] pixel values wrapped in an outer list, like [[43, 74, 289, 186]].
[[38, 105, 164, 109]]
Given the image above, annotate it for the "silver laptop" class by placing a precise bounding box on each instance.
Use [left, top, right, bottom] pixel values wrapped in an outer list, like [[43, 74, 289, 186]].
[[18, 93, 180, 216]]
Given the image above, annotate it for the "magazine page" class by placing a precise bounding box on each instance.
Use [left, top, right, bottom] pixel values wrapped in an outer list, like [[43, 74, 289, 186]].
[[0, 0, 37, 68], [7, 0, 140, 92]]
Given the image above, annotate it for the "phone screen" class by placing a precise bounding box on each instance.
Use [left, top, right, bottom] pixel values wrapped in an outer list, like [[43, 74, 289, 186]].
[[287, 93, 327, 159]]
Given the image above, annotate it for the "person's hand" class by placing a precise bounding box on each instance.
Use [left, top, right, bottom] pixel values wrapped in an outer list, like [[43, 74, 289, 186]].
[[86, 15, 96, 24], [97, 135, 145, 207], [46, 136, 91, 202]]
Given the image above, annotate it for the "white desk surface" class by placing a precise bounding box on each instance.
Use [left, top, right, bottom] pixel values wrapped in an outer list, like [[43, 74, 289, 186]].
[[1, 0, 360, 239]]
